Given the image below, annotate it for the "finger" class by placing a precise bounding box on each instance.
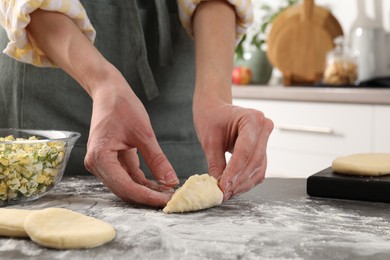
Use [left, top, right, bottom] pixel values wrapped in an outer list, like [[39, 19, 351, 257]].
[[233, 157, 267, 198], [219, 119, 261, 193], [201, 136, 227, 180], [220, 115, 273, 198], [224, 123, 270, 200], [226, 119, 273, 201], [118, 149, 174, 192], [207, 150, 226, 181], [88, 151, 172, 207], [137, 136, 179, 187]]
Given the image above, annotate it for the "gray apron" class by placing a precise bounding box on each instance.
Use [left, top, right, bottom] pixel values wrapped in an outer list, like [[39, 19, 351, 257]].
[[0, 0, 207, 178]]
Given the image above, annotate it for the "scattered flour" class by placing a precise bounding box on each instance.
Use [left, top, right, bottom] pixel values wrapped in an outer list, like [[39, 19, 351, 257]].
[[1, 176, 390, 259]]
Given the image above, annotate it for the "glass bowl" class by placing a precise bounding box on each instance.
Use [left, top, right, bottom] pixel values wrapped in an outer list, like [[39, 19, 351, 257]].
[[0, 129, 80, 205]]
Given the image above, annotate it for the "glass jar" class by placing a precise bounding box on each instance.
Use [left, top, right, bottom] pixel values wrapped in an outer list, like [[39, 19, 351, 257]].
[[323, 36, 358, 86]]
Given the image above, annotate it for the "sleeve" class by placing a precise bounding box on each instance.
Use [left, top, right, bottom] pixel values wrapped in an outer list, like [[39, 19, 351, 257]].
[[0, 0, 96, 67], [177, 0, 253, 43]]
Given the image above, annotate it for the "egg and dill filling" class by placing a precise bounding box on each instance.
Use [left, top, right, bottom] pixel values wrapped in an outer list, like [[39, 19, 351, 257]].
[[0, 135, 65, 201]]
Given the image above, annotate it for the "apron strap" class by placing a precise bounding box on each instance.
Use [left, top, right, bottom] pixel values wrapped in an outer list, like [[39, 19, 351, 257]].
[[154, 0, 173, 66], [125, 0, 174, 100], [136, 47, 160, 100]]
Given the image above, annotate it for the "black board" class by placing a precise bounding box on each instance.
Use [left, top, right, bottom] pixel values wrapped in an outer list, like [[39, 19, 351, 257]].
[[306, 167, 390, 203]]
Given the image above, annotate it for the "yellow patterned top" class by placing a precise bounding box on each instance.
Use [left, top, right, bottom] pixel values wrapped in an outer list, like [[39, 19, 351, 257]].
[[0, 0, 253, 67]]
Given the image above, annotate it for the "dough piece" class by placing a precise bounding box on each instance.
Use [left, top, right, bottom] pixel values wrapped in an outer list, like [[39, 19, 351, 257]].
[[0, 208, 37, 238], [163, 173, 223, 214], [24, 208, 116, 249], [332, 153, 390, 176]]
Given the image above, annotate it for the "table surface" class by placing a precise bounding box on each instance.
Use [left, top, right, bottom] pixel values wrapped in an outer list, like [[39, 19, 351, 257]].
[[1, 176, 390, 260]]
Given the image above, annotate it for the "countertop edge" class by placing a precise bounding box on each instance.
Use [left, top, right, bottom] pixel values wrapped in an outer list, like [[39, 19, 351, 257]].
[[232, 85, 390, 105]]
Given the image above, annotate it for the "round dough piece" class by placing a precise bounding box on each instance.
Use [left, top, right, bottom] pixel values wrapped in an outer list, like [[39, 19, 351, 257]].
[[24, 208, 116, 249], [0, 208, 37, 238], [332, 153, 390, 176], [163, 173, 223, 214]]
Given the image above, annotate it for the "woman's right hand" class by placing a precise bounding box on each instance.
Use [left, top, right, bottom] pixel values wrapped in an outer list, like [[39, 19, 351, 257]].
[[84, 66, 179, 207], [27, 9, 178, 207]]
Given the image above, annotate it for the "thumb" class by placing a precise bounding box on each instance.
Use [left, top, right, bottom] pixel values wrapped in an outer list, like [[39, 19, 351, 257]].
[[138, 138, 179, 187], [204, 147, 227, 181]]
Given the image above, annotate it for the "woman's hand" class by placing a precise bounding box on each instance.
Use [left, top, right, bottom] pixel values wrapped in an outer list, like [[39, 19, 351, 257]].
[[84, 68, 179, 207], [27, 10, 178, 207], [193, 97, 273, 201], [193, 0, 273, 200]]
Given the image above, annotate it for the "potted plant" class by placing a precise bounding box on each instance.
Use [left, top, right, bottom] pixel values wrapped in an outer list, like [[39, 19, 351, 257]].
[[234, 0, 299, 85]]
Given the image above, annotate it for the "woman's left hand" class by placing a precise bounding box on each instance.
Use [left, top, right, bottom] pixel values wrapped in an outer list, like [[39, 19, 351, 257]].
[[192, 0, 272, 201], [193, 97, 273, 201]]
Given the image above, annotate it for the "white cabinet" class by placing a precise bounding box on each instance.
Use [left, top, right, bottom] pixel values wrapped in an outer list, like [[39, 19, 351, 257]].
[[233, 99, 389, 178], [373, 105, 390, 152]]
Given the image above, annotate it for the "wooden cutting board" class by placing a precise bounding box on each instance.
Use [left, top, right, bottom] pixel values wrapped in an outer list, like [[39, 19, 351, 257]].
[[307, 167, 390, 203], [267, 0, 343, 85]]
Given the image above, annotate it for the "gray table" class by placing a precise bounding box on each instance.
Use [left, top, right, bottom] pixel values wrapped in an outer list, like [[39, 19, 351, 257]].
[[1, 176, 390, 259]]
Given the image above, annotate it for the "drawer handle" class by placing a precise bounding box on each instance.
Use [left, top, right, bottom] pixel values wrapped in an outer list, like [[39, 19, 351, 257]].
[[276, 123, 334, 134]]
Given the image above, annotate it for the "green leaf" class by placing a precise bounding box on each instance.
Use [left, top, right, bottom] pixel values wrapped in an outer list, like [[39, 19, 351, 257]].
[[235, 0, 299, 54]]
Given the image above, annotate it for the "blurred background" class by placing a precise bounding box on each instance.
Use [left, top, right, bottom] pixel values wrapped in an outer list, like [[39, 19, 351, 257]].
[[234, 0, 390, 86], [254, 0, 390, 33]]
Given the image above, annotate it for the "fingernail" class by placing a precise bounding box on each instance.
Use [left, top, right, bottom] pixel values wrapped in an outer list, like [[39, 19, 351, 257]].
[[164, 171, 179, 185]]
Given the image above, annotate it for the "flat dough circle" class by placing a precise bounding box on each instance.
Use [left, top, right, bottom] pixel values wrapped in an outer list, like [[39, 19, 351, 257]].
[[163, 173, 223, 213], [0, 209, 38, 238], [332, 153, 390, 176], [24, 208, 116, 249]]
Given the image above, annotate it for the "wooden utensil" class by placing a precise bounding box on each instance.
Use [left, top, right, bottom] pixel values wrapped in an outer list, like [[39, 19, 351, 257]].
[[267, 0, 343, 85]]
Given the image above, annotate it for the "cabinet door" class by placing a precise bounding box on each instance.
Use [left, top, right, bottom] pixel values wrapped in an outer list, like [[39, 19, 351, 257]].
[[233, 99, 373, 177], [373, 105, 390, 152]]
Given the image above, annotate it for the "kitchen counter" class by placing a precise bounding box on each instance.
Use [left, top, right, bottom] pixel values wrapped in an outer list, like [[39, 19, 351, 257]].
[[1, 176, 390, 259], [232, 85, 390, 105]]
